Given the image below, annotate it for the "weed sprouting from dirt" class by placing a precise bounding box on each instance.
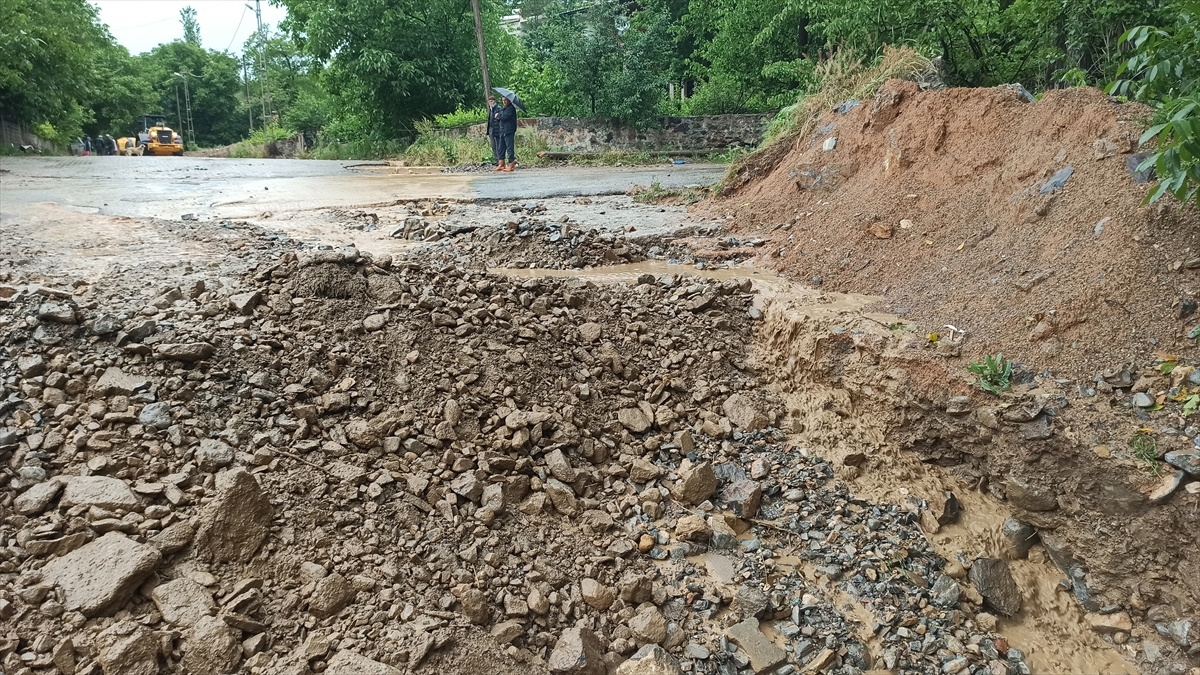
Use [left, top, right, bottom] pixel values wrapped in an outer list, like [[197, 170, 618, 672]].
[[968, 353, 1012, 395], [1128, 433, 1164, 476]]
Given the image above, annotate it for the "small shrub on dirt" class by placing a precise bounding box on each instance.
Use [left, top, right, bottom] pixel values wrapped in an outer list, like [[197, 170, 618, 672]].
[[629, 182, 707, 205], [967, 353, 1012, 395]]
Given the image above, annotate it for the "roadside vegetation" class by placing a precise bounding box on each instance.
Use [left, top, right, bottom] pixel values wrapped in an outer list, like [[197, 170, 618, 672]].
[[1, 0, 1195, 198]]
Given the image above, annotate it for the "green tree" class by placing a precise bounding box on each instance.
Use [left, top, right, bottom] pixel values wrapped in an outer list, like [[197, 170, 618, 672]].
[[0, 0, 110, 140], [180, 6, 201, 46], [280, 0, 490, 137], [141, 41, 245, 146], [1109, 0, 1200, 206]]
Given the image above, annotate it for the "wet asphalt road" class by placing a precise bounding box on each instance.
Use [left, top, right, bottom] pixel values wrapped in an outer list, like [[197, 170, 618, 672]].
[[0, 156, 725, 221]]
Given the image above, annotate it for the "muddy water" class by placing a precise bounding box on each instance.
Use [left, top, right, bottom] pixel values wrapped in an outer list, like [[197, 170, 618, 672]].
[[497, 261, 1138, 675]]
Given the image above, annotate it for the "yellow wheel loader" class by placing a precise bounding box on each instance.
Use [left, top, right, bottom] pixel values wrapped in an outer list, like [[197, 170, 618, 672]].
[[138, 114, 185, 156]]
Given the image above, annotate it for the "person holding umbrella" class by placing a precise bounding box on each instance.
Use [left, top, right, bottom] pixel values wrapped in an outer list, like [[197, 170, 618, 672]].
[[485, 95, 504, 171], [492, 87, 525, 172]]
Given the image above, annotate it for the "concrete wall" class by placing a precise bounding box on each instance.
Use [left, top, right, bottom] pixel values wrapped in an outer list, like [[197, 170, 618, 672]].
[[453, 114, 771, 152]]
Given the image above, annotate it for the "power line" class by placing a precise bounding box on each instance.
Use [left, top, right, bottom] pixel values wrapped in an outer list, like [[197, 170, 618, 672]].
[[225, 5, 249, 53]]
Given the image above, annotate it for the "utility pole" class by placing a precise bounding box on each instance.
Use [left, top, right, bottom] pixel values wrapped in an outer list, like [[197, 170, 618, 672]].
[[470, 0, 492, 107], [247, 0, 269, 123], [243, 57, 254, 131], [175, 85, 183, 140], [174, 72, 196, 147]]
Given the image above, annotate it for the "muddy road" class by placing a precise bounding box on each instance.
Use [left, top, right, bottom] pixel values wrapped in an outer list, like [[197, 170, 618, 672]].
[[0, 156, 723, 221], [0, 157, 1169, 675]]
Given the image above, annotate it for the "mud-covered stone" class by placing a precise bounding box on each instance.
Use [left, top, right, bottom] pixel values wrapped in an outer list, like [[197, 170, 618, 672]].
[[181, 615, 242, 675], [970, 558, 1022, 616], [43, 533, 161, 617], [1002, 518, 1038, 558], [722, 393, 766, 430], [61, 475, 139, 510], [326, 650, 403, 675], [672, 461, 717, 505], [725, 618, 786, 674], [96, 621, 159, 675], [549, 627, 605, 675], [615, 644, 683, 675], [194, 468, 272, 563], [1005, 477, 1058, 511]]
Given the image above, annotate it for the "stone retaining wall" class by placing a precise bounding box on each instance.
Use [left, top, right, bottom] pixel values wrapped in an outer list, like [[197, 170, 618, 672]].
[[454, 114, 772, 151]]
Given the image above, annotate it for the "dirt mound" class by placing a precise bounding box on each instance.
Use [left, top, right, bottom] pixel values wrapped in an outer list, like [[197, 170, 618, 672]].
[[704, 81, 1200, 376]]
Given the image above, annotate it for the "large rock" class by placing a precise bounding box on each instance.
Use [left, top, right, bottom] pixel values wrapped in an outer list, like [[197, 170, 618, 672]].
[[725, 618, 786, 674], [325, 650, 403, 675], [137, 402, 173, 430], [671, 461, 717, 505], [720, 478, 762, 518], [93, 367, 151, 396], [545, 448, 576, 483], [580, 579, 615, 610], [1002, 518, 1038, 558], [61, 476, 139, 510], [309, 573, 355, 618], [969, 558, 1022, 616], [629, 607, 668, 645], [228, 291, 262, 315], [96, 621, 159, 675], [14, 479, 64, 515], [548, 627, 605, 675], [615, 644, 684, 675], [194, 468, 272, 563], [1005, 477, 1058, 511], [151, 578, 215, 627], [618, 408, 652, 433], [181, 615, 242, 675], [1087, 612, 1133, 634], [156, 342, 215, 362], [459, 588, 490, 624], [1165, 450, 1200, 477], [722, 393, 766, 430], [675, 514, 711, 542], [43, 533, 161, 617], [544, 477, 579, 516], [150, 521, 195, 555], [195, 439, 234, 471]]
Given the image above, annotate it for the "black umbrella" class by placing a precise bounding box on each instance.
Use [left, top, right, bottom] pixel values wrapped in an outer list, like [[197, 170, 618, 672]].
[[492, 87, 526, 112]]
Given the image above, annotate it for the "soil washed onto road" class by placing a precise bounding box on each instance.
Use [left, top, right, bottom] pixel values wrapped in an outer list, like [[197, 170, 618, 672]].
[[0, 91, 1197, 675]]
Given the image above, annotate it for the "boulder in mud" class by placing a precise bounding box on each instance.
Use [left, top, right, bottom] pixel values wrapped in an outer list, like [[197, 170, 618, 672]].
[[42, 532, 161, 617], [326, 650, 402, 675], [96, 621, 159, 675], [1005, 476, 1058, 511], [1002, 518, 1038, 558], [615, 644, 683, 675], [193, 468, 272, 563], [549, 627, 605, 675], [722, 393, 766, 430], [969, 558, 1022, 616], [671, 460, 717, 505]]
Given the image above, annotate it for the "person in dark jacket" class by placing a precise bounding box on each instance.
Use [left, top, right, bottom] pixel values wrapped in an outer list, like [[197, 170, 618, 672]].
[[83, 136, 92, 156], [495, 97, 518, 172], [485, 96, 503, 170]]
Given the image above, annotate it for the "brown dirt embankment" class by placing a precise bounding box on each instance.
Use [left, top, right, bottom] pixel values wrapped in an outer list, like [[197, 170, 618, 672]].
[[703, 81, 1200, 377]]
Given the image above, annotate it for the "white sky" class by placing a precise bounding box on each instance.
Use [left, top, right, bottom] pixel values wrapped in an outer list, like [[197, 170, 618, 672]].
[[93, 0, 289, 56]]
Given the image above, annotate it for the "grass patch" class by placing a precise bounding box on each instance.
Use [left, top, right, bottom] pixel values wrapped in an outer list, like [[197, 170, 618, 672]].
[[1128, 433, 1164, 476], [723, 45, 935, 193], [629, 181, 708, 205]]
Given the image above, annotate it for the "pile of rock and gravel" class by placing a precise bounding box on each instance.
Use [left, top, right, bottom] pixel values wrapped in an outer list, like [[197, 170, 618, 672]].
[[0, 230, 1050, 675]]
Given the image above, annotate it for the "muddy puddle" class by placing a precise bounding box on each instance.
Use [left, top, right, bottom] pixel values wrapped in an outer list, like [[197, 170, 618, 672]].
[[501, 260, 1139, 675]]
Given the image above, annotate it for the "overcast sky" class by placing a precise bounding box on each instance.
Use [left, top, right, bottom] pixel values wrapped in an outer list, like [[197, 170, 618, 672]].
[[93, 0, 289, 56]]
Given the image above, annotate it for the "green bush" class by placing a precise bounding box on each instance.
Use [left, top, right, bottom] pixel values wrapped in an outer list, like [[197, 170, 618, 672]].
[[1109, 1, 1200, 207], [434, 107, 489, 129]]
